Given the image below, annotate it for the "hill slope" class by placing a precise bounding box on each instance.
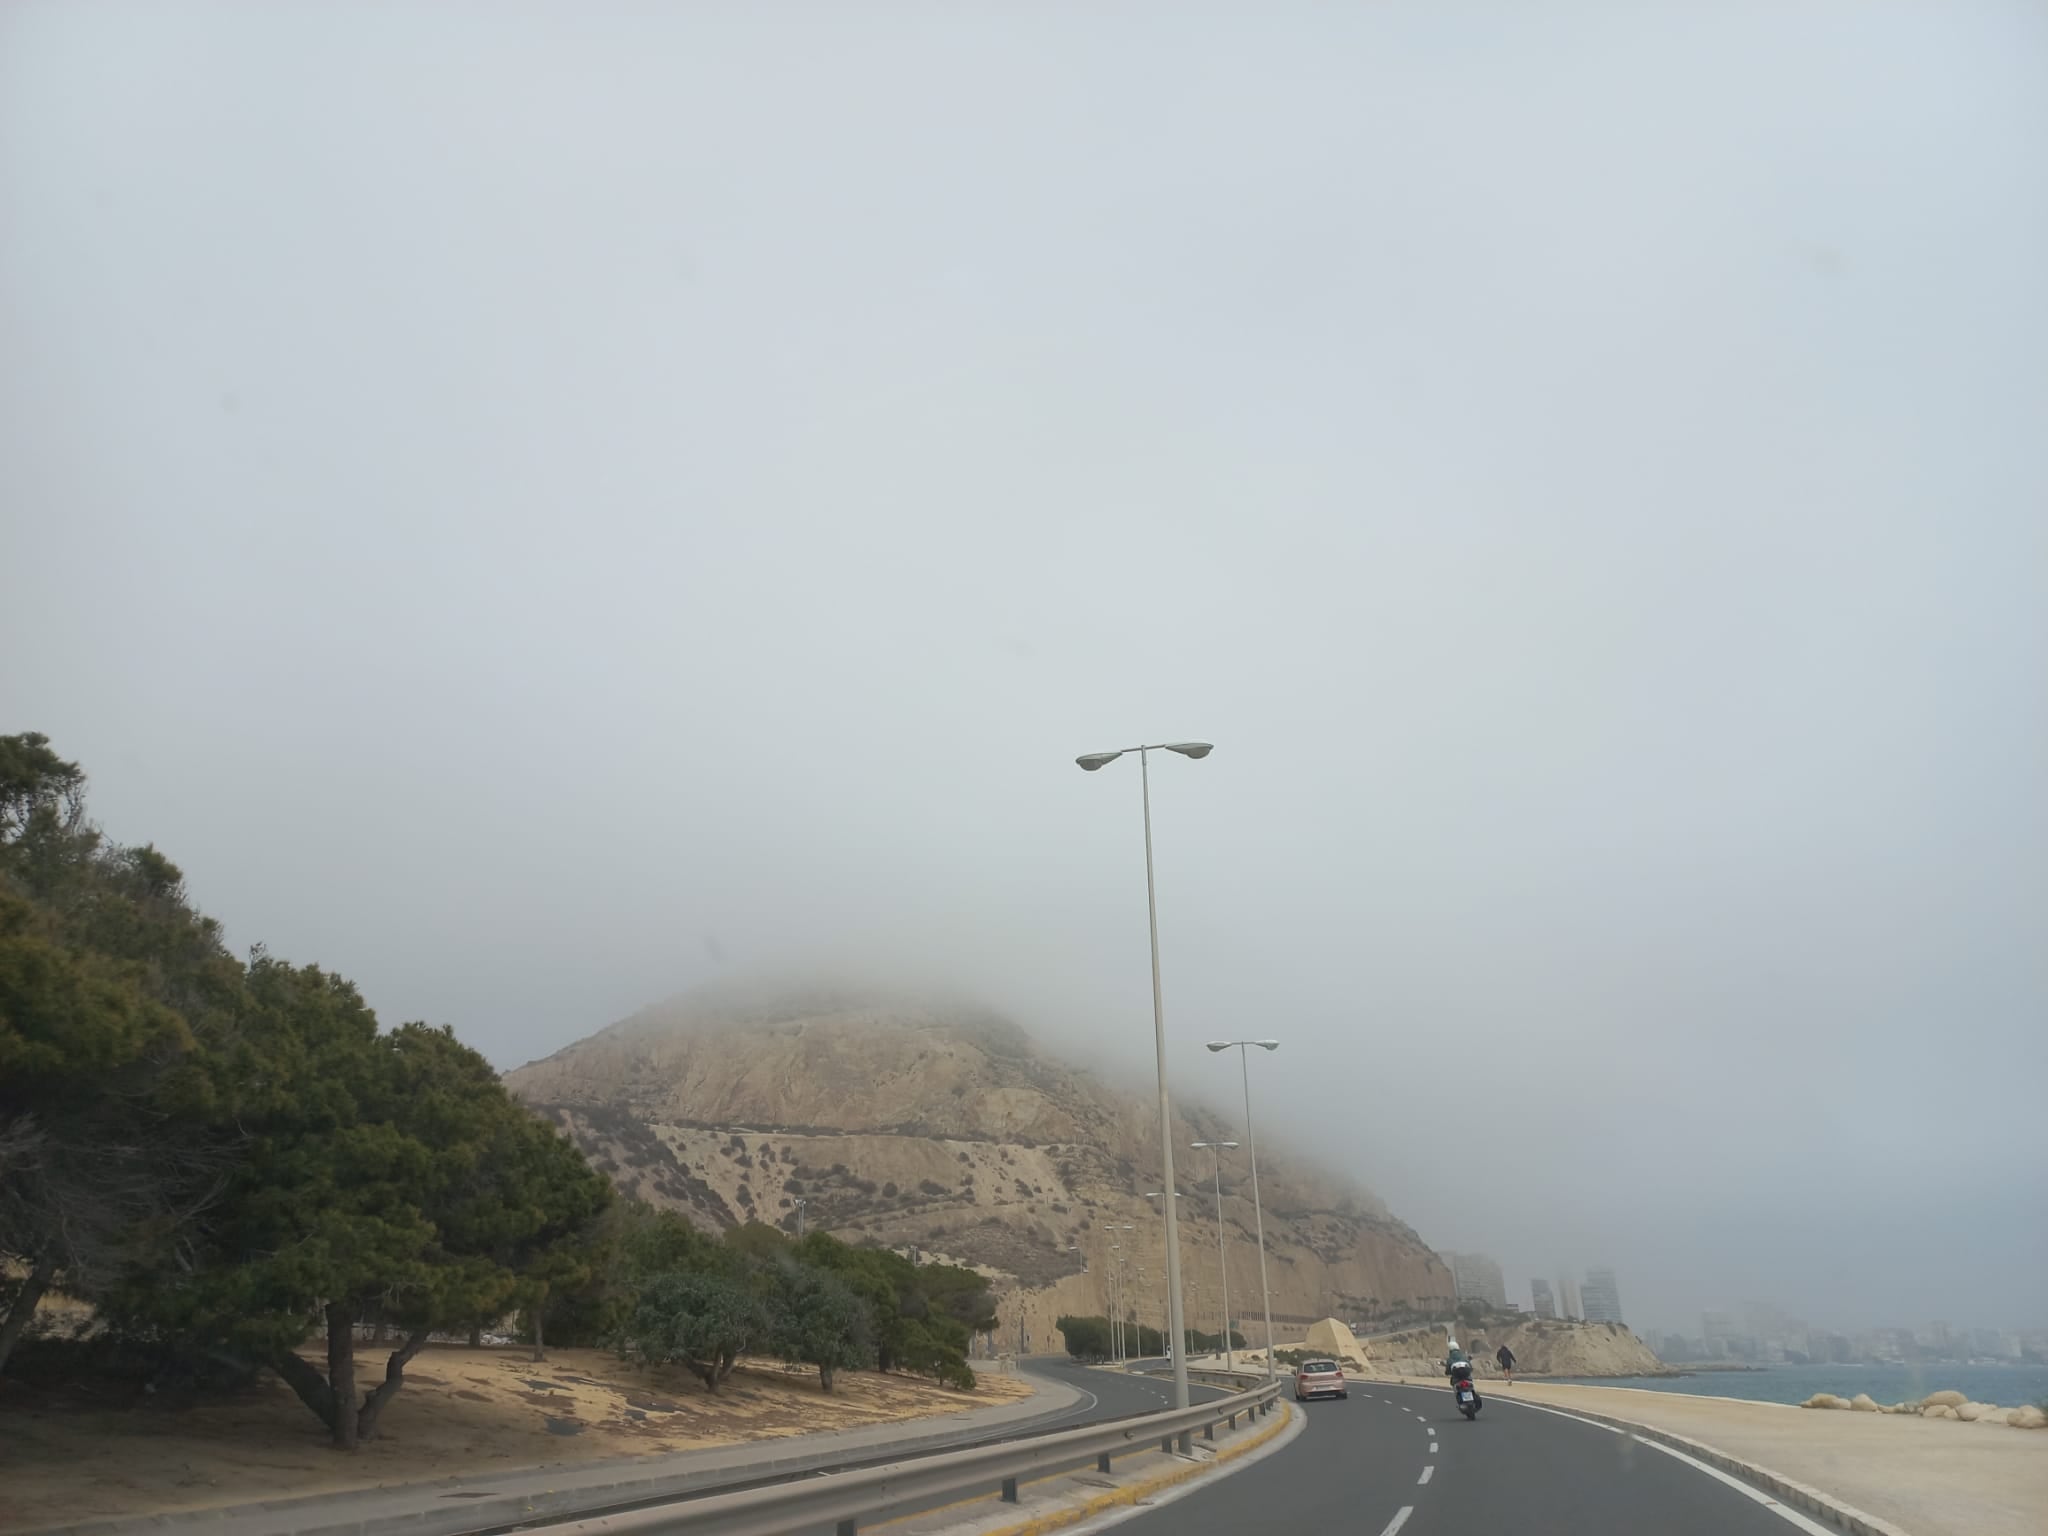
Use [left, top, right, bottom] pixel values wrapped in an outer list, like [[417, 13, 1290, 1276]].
[[505, 985, 1453, 1347]]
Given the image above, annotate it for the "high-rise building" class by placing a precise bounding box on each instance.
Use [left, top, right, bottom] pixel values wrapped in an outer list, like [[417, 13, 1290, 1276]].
[[1581, 1267, 1624, 1324], [1530, 1278, 1556, 1319], [1447, 1252, 1508, 1310], [1556, 1273, 1581, 1321]]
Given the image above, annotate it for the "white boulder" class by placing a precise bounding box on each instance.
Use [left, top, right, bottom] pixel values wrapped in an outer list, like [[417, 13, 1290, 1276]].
[[1801, 1392, 1850, 1410], [1848, 1393, 1880, 1412], [2006, 1404, 2046, 1430], [1920, 1389, 1966, 1409]]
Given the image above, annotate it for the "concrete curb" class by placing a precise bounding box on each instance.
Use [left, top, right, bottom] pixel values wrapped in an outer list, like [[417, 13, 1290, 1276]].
[[971, 1399, 1298, 1536], [21, 1375, 1089, 1536], [1442, 1384, 1921, 1536]]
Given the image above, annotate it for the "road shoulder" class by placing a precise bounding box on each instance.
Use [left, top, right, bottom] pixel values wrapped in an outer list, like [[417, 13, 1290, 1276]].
[[15, 1368, 1085, 1536]]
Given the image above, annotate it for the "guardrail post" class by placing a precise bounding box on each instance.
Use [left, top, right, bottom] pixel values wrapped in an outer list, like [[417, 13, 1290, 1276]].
[[1161, 1432, 1174, 1453], [1177, 1430, 1192, 1454], [1204, 1420, 1216, 1441], [1000, 1476, 1019, 1503], [836, 1521, 857, 1536], [1097, 1451, 1113, 1474]]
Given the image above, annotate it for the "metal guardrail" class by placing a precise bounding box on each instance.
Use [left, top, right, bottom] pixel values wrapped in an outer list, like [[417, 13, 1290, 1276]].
[[536, 1371, 1283, 1536]]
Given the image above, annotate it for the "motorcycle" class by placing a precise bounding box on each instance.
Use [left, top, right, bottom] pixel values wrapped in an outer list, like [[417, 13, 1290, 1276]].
[[1450, 1362, 1482, 1419]]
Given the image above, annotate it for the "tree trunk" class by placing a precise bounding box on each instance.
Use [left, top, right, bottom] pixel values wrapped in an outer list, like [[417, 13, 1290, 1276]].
[[468, 1323, 482, 1349], [818, 1364, 835, 1393], [273, 1347, 339, 1434], [371, 1316, 388, 1344], [327, 1302, 359, 1451], [0, 1251, 58, 1376], [530, 1290, 547, 1363], [354, 1329, 430, 1441]]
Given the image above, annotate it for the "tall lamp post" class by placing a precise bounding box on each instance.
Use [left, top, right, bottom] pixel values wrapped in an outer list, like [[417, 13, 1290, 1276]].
[[1143, 1189, 1185, 1361], [793, 1198, 807, 1239], [1077, 739, 1212, 1408], [1107, 1245, 1124, 1363], [1101, 1222, 1135, 1364], [1207, 1038, 1279, 1377], [1190, 1140, 1240, 1369]]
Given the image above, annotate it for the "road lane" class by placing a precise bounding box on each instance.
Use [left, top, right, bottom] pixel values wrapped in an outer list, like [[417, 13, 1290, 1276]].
[[1108, 1379, 1826, 1536], [1015, 1357, 1233, 1428]]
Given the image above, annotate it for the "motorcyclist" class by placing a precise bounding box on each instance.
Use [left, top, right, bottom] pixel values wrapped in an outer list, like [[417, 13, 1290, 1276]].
[[1444, 1337, 1474, 1384]]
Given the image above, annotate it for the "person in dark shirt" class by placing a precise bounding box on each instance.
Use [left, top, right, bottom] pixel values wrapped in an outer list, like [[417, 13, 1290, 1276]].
[[1496, 1343, 1516, 1383]]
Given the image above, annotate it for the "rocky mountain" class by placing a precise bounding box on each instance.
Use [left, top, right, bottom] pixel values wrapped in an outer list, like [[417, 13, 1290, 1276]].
[[505, 984, 1453, 1349]]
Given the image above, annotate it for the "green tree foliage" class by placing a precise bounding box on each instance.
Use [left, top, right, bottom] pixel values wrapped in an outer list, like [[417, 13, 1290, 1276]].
[[766, 1262, 872, 1391], [113, 967, 612, 1447], [2, 734, 615, 1452], [0, 736, 234, 1373], [530, 1201, 717, 1349], [791, 1233, 981, 1389], [723, 1220, 794, 1266], [616, 1270, 766, 1393], [1057, 1314, 1112, 1361]]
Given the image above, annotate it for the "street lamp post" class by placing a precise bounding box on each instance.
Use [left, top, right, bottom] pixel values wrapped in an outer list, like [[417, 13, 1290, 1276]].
[[1144, 1190, 1185, 1361], [1207, 1038, 1279, 1377], [793, 1198, 807, 1239], [1114, 1253, 1130, 1368], [1101, 1223, 1135, 1365], [1077, 739, 1212, 1409], [1190, 1140, 1240, 1370]]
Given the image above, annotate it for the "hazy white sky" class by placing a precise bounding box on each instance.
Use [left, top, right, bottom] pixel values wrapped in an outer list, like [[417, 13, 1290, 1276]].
[[5, 1, 2044, 1335]]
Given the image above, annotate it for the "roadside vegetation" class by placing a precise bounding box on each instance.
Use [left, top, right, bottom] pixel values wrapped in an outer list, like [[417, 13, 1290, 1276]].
[[1054, 1315, 1243, 1361], [0, 734, 995, 1452]]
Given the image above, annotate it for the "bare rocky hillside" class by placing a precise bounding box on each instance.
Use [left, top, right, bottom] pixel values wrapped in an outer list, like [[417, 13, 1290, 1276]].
[[1369, 1318, 1667, 1378], [505, 985, 1453, 1347]]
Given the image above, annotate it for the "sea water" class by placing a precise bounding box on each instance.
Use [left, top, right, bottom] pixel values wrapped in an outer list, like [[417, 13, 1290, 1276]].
[[1546, 1362, 2048, 1408]]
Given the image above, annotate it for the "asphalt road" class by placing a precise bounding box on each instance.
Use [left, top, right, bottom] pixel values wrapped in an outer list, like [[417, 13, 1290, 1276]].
[[1112, 1379, 1831, 1536], [1012, 1356, 1233, 1431]]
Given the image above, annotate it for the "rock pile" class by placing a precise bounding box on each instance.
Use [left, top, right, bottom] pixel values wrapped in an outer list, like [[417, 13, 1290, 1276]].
[[1800, 1387, 2045, 1428]]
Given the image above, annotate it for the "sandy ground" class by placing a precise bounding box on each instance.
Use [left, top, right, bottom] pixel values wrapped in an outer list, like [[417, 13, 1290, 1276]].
[[0, 1344, 1031, 1530], [1380, 1375, 2047, 1536]]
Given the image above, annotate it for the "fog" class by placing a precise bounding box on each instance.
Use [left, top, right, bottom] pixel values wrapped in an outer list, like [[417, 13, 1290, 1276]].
[[4, 2, 2044, 1338]]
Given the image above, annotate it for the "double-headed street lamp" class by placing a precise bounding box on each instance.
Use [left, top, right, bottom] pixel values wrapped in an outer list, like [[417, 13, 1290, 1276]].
[[1100, 1221, 1135, 1364], [1207, 1038, 1279, 1377], [1190, 1140, 1239, 1370], [1077, 739, 1212, 1408]]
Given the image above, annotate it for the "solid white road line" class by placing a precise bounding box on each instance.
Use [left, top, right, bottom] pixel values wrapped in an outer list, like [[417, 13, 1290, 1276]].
[[1377, 1505, 1414, 1536], [1490, 1397, 1837, 1536], [1418, 1465, 1434, 1484]]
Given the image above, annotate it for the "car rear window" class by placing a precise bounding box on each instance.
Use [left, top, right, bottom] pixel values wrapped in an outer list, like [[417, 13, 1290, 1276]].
[[1302, 1360, 1339, 1374]]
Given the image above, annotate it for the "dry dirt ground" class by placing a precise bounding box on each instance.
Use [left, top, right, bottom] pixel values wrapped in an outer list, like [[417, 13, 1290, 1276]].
[[0, 1344, 1031, 1530]]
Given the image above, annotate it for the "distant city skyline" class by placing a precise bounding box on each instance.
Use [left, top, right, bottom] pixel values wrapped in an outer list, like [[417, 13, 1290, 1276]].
[[1483, 1256, 2047, 1341], [1644, 1301, 2047, 1366]]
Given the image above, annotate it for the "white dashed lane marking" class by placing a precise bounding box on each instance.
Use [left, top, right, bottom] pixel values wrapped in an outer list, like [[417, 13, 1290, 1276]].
[[1377, 1507, 1414, 1536], [1419, 1465, 1434, 1484]]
